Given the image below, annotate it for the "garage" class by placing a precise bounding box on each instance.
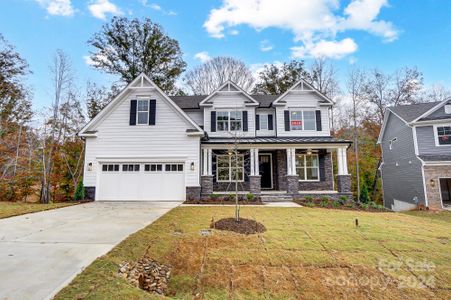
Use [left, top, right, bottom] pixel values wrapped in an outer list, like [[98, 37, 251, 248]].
[[97, 162, 185, 201]]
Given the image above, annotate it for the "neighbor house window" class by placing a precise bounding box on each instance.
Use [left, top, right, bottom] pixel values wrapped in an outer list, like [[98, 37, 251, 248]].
[[437, 126, 451, 145], [217, 111, 242, 131], [296, 154, 319, 181], [216, 155, 244, 182], [290, 110, 316, 131], [137, 100, 149, 124]]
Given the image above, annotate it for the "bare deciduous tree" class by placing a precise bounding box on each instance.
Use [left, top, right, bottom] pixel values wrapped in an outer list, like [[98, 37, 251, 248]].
[[310, 59, 341, 99], [184, 57, 255, 94]]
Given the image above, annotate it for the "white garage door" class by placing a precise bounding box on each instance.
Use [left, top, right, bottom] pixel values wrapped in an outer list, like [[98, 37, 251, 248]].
[[97, 162, 185, 201]]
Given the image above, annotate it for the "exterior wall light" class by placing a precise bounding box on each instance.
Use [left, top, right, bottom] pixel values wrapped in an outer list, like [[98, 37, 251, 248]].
[[88, 162, 93, 171], [430, 179, 436, 187], [306, 149, 312, 155], [190, 162, 195, 171]]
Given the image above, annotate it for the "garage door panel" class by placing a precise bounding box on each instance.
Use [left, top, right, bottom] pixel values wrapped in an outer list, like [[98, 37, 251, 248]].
[[98, 163, 185, 201]]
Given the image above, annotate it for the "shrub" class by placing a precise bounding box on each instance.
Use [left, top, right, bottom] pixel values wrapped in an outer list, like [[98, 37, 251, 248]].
[[332, 201, 340, 208], [320, 200, 329, 207], [74, 180, 85, 201], [305, 201, 315, 207], [210, 193, 220, 200], [360, 184, 370, 204], [338, 195, 348, 205], [345, 202, 355, 208], [321, 196, 330, 202], [246, 193, 255, 201], [304, 196, 313, 201], [360, 203, 369, 210]]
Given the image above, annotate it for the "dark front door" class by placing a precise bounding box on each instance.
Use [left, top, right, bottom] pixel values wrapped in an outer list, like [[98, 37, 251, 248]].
[[259, 154, 273, 189]]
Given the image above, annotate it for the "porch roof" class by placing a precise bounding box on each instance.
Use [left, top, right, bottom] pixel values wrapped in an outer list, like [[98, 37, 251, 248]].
[[419, 154, 451, 162], [201, 136, 352, 145]]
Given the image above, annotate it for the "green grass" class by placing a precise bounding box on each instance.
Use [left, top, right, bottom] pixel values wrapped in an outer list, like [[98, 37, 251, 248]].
[[55, 207, 451, 299], [0, 201, 76, 219]]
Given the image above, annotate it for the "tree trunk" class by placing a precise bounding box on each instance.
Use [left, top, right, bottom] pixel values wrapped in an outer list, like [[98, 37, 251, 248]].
[[371, 158, 382, 201]]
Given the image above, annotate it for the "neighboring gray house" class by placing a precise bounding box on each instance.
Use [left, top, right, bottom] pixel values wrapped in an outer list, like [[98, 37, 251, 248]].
[[78, 73, 352, 202], [378, 99, 451, 211]]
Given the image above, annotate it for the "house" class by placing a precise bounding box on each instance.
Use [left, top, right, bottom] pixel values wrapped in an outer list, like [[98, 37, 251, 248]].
[[78, 73, 352, 202], [377, 100, 451, 211]]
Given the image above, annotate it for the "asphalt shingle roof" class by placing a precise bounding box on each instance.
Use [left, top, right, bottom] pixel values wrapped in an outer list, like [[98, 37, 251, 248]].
[[419, 154, 451, 162], [389, 102, 441, 122], [169, 94, 281, 109]]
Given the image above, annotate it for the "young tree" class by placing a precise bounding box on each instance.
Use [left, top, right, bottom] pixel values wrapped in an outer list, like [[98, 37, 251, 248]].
[[252, 60, 311, 95], [87, 17, 186, 94], [184, 57, 255, 94]]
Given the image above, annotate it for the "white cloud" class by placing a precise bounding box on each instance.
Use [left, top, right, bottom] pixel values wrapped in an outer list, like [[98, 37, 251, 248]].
[[204, 0, 398, 58], [35, 0, 74, 16], [88, 0, 122, 20], [194, 51, 211, 63], [140, 1, 177, 16], [250, 61, 283, 79], [228, 29, 239, 35], [260, 40, 273, 52], [291, 38, 358, 59]]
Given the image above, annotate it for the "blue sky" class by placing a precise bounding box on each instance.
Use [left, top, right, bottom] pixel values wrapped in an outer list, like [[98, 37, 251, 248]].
[[0, 0, 450, 111]]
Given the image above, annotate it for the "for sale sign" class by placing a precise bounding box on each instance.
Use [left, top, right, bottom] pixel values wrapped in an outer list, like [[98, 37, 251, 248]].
[[291, 120, 302, 126]]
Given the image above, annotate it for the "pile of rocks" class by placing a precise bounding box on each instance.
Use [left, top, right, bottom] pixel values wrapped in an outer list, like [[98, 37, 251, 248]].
[[118, 256, 172, 295]]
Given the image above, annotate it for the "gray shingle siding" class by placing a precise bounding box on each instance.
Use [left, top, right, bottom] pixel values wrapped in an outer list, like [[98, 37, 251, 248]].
[[380, 112, 425, 208], [416, 126, 451, 155]]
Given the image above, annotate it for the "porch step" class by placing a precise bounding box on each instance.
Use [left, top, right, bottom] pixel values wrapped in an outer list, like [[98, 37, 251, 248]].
[[260, 194, 294, 202]]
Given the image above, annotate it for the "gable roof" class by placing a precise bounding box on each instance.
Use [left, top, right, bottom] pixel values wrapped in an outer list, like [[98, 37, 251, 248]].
[[272, 78, 334, 106], [78, 73, 203, 136], [389, 101, 441, 122], [199, 81, 260, 106]]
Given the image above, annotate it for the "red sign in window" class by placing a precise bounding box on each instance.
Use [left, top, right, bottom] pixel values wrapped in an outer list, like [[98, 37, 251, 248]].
[[291, 120, 302, 126]]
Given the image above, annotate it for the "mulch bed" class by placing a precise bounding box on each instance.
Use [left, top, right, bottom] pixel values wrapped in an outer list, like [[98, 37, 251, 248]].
[[294, 199, 391, 212], [211, 218, 266, 235]]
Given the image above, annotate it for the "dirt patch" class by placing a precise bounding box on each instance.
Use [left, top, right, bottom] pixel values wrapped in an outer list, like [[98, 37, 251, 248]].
[[211, 218, 266, 235]]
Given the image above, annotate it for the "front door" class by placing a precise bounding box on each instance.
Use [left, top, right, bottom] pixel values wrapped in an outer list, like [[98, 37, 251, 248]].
[[259, 154, 273, 189]]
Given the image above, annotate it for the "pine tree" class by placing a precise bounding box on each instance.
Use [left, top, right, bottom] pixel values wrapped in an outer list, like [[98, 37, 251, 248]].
[[74, 180, 85, 201]]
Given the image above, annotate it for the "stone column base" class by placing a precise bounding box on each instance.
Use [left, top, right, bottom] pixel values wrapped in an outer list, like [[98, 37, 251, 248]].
[[186, 186, 201, 201], [249, 175, 261, 195], [201, 175, 214, 195], [337, 175, 352, 193], [286, 175, 299, 195]]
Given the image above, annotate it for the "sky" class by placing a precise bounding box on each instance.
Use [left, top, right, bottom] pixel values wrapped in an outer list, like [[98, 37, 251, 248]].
[[0, 0, 450, 112]]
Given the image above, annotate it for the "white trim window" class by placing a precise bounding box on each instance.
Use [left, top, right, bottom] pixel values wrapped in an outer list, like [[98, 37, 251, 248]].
[[296, 154, 319, 181], [137, 99, 149, 124], [217, 111, 242, 131], [290, 110, 316, 131], [436, 125, 451, 145], [216, 154, 244, 182], [259, 114, 268, 130]]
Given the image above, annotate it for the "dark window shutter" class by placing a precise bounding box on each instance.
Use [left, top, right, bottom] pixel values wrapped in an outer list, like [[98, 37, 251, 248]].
[[284, 110, 290, 131], [149, 100, 156, 125], [315, 110, 322, 131], [211, 111, 216, 132], [319, 154, 326, 181], [256, 114, 260, 130], [243, 111, 248, 131], [129, 100, 137, 125], [268, 114, 274, 130]]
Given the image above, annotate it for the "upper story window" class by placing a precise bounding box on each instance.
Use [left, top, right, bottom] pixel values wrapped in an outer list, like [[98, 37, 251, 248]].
[[259, 114, 269, 130], [137, 100, 149, 125], [291, 110, 316, 131], [437, 125, 451, 145], [217, 111, 242, 131]]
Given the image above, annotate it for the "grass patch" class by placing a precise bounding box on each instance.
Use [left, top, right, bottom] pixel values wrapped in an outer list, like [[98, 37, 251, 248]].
[[56, 207, 451, 299], [0, 201, 76, 219]]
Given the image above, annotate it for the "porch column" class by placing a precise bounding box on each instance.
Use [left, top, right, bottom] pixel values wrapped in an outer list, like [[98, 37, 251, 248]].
[[286, 148, 299, 195], [336, 147, 351, 194], [201, 148, 213, 196], [249, 148, 261, 196]]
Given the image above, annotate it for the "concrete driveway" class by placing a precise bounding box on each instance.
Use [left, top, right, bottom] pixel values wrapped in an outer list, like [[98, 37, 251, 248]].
[[0, 201, 181, 300]]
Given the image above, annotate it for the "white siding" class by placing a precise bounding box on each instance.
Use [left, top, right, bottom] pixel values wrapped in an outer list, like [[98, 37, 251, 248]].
[[185, 110, 203, 125], [83, 89, 200, 188], [275, 92, 330, 137], [203, 93, 256, 138], [256, 108, 276, 137]]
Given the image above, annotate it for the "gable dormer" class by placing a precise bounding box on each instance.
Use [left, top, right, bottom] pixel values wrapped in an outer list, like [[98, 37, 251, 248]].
[[201, 81, 258, 138], [273, 79, 333, 137]]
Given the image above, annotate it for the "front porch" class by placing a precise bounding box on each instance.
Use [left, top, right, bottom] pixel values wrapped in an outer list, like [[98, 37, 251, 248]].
[[198, 138, 352, 200]]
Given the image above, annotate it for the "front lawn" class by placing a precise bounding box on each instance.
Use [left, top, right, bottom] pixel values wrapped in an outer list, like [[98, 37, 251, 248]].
[[0, 201, 76, 219], [56, 207, 451, 299]]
